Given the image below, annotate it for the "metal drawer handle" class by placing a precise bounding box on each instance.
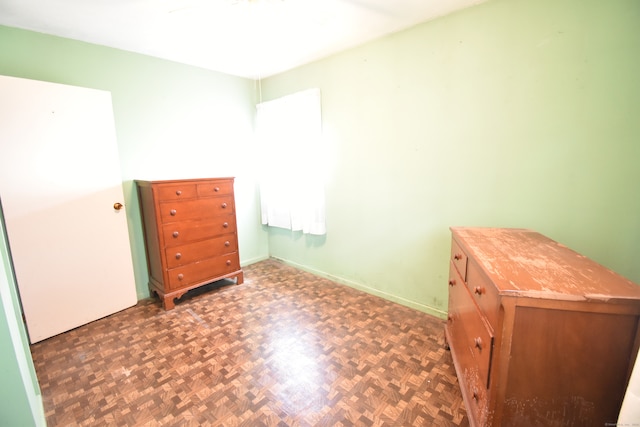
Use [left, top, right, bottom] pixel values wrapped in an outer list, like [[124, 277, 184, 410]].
[[224, 241, 230, 247], [177, 274, 184, 280], [226, 260, 232, 266], [170, 209, 177, 216], [172, 231, 179, 238], [175, 253, 182, 260], [176, 190, 182, 196], [221, 202, 227, 208], [448, 279, 456, 286], [474, 286, 485, 295], [223, 222, 229, 228], [214, 187, 220, 192], [454, 253, 463, 261]]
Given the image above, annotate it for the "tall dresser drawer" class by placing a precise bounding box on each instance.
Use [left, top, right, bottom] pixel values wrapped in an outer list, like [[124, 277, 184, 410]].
[[165, 235, 238, 268], [464, 369, 490, 426], [447, 266, 469, 353], [462, 299, 494, 389], [159, 197, 235, 223], [447, 262, 492, 425], [197, 181, 234, 196], [449, 262, 494, 389], [450, 239, 468, 281], [155, 184, 198, 201], [167, 255, 240, 290], [162, 215, 237, 245], [466, 261, 500, 329]]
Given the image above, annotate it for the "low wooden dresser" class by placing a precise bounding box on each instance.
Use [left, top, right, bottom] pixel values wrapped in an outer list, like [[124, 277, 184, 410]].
[[445, 227, 640, 426], [136, 178, 243, 310]]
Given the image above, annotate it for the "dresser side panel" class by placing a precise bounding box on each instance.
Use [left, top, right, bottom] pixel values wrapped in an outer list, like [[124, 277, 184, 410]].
[[137, 183, 165, 287], [502, 305, 637, 426]]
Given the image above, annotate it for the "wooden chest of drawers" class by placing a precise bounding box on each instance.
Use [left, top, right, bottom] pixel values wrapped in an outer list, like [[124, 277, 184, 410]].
[[136, 178, 243, 310], [445, 227, 640, 426]]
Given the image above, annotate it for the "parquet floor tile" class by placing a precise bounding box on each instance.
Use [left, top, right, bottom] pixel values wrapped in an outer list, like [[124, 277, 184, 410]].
[[31, 259, 468, 426]]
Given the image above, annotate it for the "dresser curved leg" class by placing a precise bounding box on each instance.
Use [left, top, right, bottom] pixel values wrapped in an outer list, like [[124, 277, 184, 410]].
[[163, 295, 176, 310]]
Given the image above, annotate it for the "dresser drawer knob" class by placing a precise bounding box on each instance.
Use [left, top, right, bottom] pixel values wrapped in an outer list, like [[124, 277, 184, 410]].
[[214, 187, 220, 192], [170, 209, 177, 216], [175, 253, 182, 260], [472, 389, 479, 401], [226, 260, 232, 266], [448, 279, 456, 286], [447, 314, 454, 322], [474, 286, 485, 295], [172, 231, 179, 238], [224, 241, 230, 247], [223, 222, 229, 228], [221, 202, 227, 209], [177, 274, 184, 280], [454, 253, 463, 261], [474, 337, 483, 350], [176, 190, 182, 196]]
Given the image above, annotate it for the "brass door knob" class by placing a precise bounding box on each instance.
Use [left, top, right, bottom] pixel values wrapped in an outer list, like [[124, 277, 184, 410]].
[[113, 202, 124, 210]]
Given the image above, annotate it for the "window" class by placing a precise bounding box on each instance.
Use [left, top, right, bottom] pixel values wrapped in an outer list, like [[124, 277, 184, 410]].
[[256, 88, 326, 235]]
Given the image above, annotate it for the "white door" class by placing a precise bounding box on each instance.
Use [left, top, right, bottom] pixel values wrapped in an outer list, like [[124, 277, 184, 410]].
[[0, 75, 137, 343]]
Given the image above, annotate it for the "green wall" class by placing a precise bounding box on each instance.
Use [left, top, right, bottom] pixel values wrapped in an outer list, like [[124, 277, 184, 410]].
[[0, 201, 45, 426], [261, 0, 640, 317], [0, 25, 270, 301]]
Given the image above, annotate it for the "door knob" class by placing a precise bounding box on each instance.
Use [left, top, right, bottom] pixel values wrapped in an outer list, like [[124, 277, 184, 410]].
[[113, 202, 124, 210]]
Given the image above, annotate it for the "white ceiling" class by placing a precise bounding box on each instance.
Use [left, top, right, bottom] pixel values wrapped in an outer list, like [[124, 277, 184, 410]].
[[0, 0, 486, 79]]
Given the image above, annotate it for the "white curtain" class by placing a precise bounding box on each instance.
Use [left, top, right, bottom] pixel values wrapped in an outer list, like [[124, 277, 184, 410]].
[[256, 88, 326, 235]]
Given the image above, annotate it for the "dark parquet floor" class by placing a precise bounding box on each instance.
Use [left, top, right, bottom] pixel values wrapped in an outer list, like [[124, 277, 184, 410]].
[[30, 259, 468, 426]]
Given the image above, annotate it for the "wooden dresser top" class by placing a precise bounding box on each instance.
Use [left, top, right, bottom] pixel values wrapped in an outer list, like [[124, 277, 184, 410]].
[[451, 227, 640, 303], [135, 177, 235, 186]]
